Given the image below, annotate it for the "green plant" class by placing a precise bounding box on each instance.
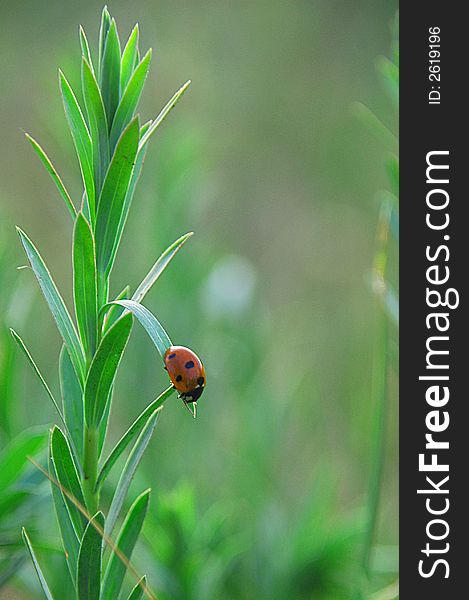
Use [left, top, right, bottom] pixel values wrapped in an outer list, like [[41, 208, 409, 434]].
[[11, 7, 196, 598]]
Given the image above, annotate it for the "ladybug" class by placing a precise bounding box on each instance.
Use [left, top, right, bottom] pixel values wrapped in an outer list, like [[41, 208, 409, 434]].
[[164, 346, 206, 416]]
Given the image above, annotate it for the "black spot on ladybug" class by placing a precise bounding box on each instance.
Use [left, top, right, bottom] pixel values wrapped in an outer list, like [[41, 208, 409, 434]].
[[168, 353, 176, 359], [176, 374, 183, 382], [185, 360, 195, 369], [197, 376, 205, 386]]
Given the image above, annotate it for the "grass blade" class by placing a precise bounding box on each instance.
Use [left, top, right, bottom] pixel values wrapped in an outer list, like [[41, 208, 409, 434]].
[[105, 412, 158, 537], [77, 512, 104, 600], [110, 49, 152, 150], [73, 213, 98, 362], [10, 329, 66, 425], [138, 80, 191, 152], [22, 529, 55, 600], [132, 232, 193, 303], [16, 228, 86, 383], [106, 299, 172, 357], [25, 133, 76, 219], [101, 490, 150, 600], [0, 430, 46, 493], [59, 346, 84, 462], [82, 58, 110, 195], [96, 386, 174, 490], [127, 576, 147, 600], [59, 71, 96, 221], [49, 445, 80, 585], [84, 313, 133, 427], [120, 24, 139, 94], [100, 18, 121, 127], [95, 116, 140, 277], [51, 426, 86, 537]]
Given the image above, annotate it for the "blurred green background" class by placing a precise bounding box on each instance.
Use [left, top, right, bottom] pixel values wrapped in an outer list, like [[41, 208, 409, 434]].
[[0, 1, 398, 598]]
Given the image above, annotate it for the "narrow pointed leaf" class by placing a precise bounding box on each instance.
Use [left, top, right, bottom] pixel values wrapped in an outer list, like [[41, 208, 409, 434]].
[[25, 134, 76, 219], [16, 228, 86, 382], [0, 430, 46, 493], [59, 346, 84, 461], [51, 426, 86, 536], [10, 329, 65, 425], [49, 446, 80, 584], [121, 24, 139, 93], [105, 412, 158, 537], [106, 299, 171, 358], [139, 80, 191, 152], [77, 512, 104, 600], [133, 232, 193, 303], [59, 71, 95, 221], [101, 490, 150, 600], [84, 313, 133, 427], [79, 26, 94, 74], [82, 58, 110, 195], [100, 18, 121, 127], [22, 529, 55, 600], [112, 128, 149, 262], [127, 576, 147, 600], [73, 213, 98, 361], [98, 6, 112, 77], [96, 386, 173, 490], [110, 49, 152, 150], [95, 117, 140, 277]]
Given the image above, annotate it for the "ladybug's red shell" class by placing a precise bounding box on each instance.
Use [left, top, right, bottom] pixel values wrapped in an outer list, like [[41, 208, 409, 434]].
[[164, 346, 206, 403]]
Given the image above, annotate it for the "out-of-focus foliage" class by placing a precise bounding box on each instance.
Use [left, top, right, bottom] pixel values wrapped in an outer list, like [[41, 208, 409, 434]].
[[0, 1, 398, 598]]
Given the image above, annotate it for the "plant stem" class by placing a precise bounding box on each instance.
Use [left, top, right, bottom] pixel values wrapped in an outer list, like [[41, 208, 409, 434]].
[[83, 426, 99, 514]]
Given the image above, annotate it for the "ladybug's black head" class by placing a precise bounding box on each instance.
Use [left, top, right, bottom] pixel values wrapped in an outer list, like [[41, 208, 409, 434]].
[[182, 386, 204, 403]]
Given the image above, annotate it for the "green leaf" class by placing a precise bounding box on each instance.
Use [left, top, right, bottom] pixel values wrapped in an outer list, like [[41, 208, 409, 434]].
[[103, 284, 130, 334], [110, 49, 152, 150], [101, 490, 150, 600], [59, 346, 84, 462], [98, 6, 112, 77], [96, 386, 174, 490], [127, 576, 147, 600], [77, 512, 104, 600], [84, 313, 133, 427], [0, 429, 46, 493], [112, 128, 149, 263], [120, 24, 139, 94], [105, 411, 158, 537], [139, 80, 191, 152], [98, 387, 113, 458], [82, 58, 110, 196], [95, 116, 140, 277], [73, 213, 98, 362], [22, 529, 55, 600], [16, 228, 86, 383], [25, 133, 76, 219], [79, 26, 94, 75], [59, 71, 96, 221], [100, 18, 121, 127], [133, 232, 193, 303], [51, 426, 86, 537], [106, 300, 171, 358], [10, 329, 66, 426], [49, 445, 80, 585]]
